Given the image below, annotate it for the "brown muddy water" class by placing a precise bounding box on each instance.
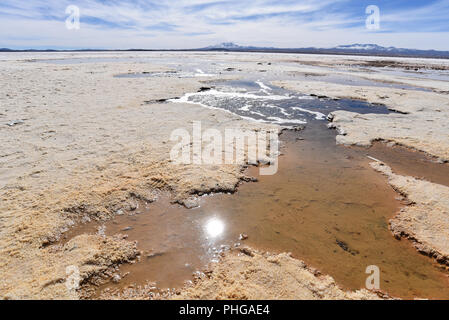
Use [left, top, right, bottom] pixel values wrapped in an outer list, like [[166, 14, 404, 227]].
[[66, 122, 449, 300], [358, 142, 449, 187]]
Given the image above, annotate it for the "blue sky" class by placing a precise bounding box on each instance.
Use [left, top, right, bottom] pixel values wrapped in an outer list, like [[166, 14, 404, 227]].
[[1, 0, 448, 50]]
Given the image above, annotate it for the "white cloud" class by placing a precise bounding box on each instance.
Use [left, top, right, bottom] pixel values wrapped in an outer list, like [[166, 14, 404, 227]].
[[0, 0, 448, 50]]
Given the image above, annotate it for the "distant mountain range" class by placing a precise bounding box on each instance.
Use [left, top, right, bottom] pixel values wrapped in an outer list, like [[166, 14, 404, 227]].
[[1, 43, 449, 58], [199, 43, 449, 58]]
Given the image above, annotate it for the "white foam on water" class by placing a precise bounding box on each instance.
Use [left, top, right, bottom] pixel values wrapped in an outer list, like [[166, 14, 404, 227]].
[[182, 68, 216, 77], [194, 73, 216, 77], [262, 104, 291, 117], [279, 108, 291, 117], [296, 95, 317, 100], [256, 81, 272, 91], [255, 80, 273, 94], [169, 71, 217, 78], [169, 92, 273, 125], [267, 116, 307, 125], [220, 86, 248, 93], [171, 89, 292, 102], [169, 88, 310, 127], [249, 110, 267, 117], [291, 107, 327, 120]]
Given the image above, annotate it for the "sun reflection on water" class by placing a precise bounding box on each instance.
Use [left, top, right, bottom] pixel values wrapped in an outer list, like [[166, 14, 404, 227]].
[[205, 218, 225, 238]]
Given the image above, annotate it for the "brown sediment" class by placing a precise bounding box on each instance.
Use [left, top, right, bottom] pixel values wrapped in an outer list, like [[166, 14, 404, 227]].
[[86, 248, 388, 300], [75, 123, 449, 300], [355, 141, 449, 187], [171, 247, 391, 300], [272, 79, 449, 273], [371, 162, 449, 267]]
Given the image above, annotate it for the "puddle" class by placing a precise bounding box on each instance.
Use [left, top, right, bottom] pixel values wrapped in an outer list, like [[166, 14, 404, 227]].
[[65, 122, 449, 300], [358, 142, 449, 187], [170, 80, 394, 127], [36, 57, 133, 64], [35, 55, 437, 92], [34, 56, 226, 78], [64, 195, 216, 293], [283, 71, 432, 92], [371, 67, 449, 82], [61, 78, 449, 299], [114, 70, 217, 79], [276, 61, 436, 92], [114, 71, 178, 78]]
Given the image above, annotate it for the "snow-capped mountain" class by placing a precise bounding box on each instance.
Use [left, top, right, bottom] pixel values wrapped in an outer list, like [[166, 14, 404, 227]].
[[325, 44, 449, 57], [335, 44, 396, 51], [205, 42, 244, 49]]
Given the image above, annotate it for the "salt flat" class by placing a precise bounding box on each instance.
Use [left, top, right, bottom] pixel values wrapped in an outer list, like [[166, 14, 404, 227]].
[[0, 51, 448, 299]]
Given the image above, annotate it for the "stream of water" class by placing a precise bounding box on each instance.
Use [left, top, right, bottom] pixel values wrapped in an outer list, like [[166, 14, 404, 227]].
[[54, 60, 449, 299]]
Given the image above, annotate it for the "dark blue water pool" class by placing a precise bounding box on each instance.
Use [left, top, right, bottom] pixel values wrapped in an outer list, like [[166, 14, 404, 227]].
[[171, 80, 394, 127]]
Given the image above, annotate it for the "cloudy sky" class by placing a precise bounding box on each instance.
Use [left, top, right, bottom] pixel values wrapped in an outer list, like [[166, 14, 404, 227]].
[[1, 0, 448, 50]]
